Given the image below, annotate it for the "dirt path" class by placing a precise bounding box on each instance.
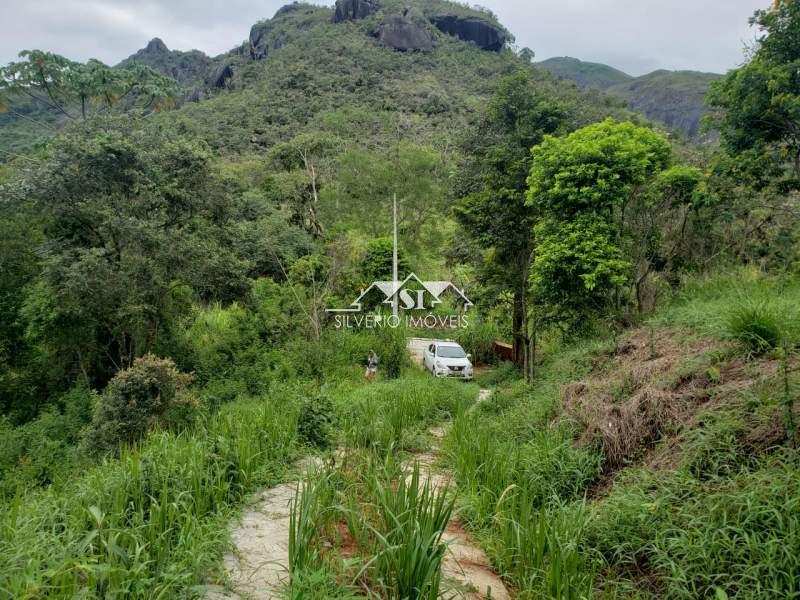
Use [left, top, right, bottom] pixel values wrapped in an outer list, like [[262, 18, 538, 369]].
[[414, 390, 510, 600], [209, 345, 498, 600], [408, 337, 434, 366], [212, 483, 295, 599], [206, 460, 324, 600]]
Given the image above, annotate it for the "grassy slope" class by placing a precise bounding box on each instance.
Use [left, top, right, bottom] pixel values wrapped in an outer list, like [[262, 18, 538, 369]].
[[537, 56, 633, 89], [444, 269, 800, 598], [0, 395, 302, 598], [0, 350, 477, 598]]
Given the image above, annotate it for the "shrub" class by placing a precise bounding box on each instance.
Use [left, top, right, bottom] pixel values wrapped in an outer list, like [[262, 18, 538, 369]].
[[456, 318, 501, 366], [0, 385, 96, 496], [298, 393, 336, 450], [86, 355, 195, 455], [183, 302, 254, 382], [475, 361, 521, 387], [373, 323, 409, 379], [361, 237, 411, 283], [726, 299, 787, 356]]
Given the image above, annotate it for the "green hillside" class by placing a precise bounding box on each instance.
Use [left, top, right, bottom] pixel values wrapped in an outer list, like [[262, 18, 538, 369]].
[[537, 55, 632, 88], [606, 69, 722, 137], [537, 56, 721, 137], [1, 0, 799, 598], [0, 1, 634, 160]]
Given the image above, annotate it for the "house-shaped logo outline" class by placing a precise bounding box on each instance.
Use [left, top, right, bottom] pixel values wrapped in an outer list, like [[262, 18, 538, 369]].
[[326, 272, 473, 313]]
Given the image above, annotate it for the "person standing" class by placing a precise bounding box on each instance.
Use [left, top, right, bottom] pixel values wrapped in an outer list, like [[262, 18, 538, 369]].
[[365, 350, 379, 382]]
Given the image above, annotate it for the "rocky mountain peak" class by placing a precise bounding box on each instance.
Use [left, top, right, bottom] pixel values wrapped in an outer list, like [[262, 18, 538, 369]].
[[144, 38, 169, 53]]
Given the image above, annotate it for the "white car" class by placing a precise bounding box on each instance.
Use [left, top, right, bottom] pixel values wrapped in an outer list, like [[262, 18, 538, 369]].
[[423, 341, 474, 381]]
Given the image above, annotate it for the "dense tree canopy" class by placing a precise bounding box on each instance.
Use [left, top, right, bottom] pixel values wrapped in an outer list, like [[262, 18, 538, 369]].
[[709, 0, 800, 182], [1, 116, 309, 402], [527, 119, 673, 330], [0, 50, 181, 120], [455, 71, 567, 365]]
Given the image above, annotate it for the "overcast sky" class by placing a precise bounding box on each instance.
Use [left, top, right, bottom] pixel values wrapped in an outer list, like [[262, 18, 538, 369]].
[[1, 0, 766, 76]]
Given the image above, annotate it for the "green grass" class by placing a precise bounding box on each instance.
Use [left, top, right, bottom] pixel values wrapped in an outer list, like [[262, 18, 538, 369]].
[[726, 297, 797, 356], [439, 337, 605, 598], [369, 462, 454, 599], [0, 397, 300, 599], [283, 373, 476, 597], [652, 269, 800, 342], [333, 373, 477, 453], [586, 451, 800, 599], [286, 451, 454, 599], [438, 270, 800, 598], [490, 493, 594, 599]]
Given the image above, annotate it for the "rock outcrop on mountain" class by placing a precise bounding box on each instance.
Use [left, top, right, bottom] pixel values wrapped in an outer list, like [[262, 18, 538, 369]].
[[333, 0, 380, 23], [0, 0, 652, 161], [249, 21, 291, 60], [430, 15, 507, 51], [378, 15, 433, 51], [208, 64, 235, 89], [119, 38, 212, 88], [274, 2, 304, 18]]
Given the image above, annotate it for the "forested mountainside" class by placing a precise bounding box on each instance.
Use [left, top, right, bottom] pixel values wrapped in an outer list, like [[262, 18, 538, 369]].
[[538, 56, 721, 137], [0, 0, 645, 424], [0, 0, 639, 161], [1, 0, 799, 598]]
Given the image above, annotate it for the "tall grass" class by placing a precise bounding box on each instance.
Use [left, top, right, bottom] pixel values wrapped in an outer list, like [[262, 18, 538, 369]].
[[491, 491, 593, 599], [587, 451, 800, 599], [726, 299, 785, 355], [443, 409, 599, 598], [287, 454, 454, 600], [439, 269, 800, 599], [653, 268, 800, 345], [439, 336, 611, 598], [0, 398, 299, 599], [335, 375, 476, 453], [289, 470, 337, 575], [370, 462, 454, 599], [445, 412, 599, 527]]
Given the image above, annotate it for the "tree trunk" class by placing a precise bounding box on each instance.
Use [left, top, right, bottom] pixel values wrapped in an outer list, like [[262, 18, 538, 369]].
[[512, 289, 526, 367], [512, 250, 534, 373]]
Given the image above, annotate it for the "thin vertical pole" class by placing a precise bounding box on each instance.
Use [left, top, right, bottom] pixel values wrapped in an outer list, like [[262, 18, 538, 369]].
[[392, 192, 399, 319]]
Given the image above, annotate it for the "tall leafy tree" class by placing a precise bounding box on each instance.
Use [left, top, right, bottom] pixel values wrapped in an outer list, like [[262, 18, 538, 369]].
[[706, 2, 800, 270], [0, 50, 181, 120], [0, 207, 44, 420], [268, 133, 341, 238], [527, 119, 672, 330], [14, 117, 248, 387], [708, 0, 800, 183], [326, 142, 448, 253], [455, 71, 566, 367]]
